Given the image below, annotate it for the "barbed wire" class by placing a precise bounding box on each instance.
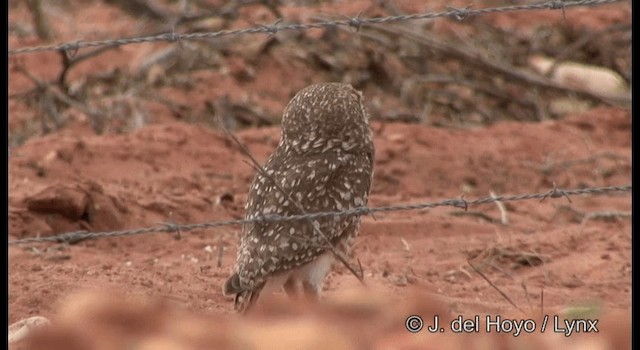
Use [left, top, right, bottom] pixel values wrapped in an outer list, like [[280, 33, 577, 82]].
[[8, 0, 626, 56], [8, 184, 631, 245]]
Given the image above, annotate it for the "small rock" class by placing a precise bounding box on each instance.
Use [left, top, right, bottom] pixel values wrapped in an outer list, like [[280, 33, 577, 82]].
[[26, 185, 89, 220], [8, 316, 51, 344]]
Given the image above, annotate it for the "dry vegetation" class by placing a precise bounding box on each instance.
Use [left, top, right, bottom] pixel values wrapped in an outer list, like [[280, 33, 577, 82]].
[[9, 0, 630, 143]]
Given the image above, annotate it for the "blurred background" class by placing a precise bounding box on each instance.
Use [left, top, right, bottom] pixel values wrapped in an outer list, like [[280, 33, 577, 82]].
[[8, 1, 631, 349]]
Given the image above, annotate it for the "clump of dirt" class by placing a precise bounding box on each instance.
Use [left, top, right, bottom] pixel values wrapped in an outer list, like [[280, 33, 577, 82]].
[[24, 180, 126, 237]]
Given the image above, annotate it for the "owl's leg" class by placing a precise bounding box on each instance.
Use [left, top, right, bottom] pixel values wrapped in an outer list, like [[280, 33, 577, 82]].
[[283, 276, 301, 298], [301, 280, 322, 300], [300, 252, 335, 300]]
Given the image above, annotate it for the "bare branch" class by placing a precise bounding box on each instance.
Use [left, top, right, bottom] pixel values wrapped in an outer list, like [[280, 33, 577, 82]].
[[468, 259, 524, 313]]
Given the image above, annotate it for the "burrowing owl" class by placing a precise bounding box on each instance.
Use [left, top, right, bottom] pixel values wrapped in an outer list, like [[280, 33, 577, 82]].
[[223, 83, 374, 312]]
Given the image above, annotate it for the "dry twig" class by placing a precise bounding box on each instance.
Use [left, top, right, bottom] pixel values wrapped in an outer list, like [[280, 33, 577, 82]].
[[490, 191, 509, 225], [26, 0, 53, 41], [370, 24, 630, 107], [468, 259, 524, 313]]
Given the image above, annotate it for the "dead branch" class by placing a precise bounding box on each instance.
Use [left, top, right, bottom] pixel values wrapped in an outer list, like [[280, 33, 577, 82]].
[[549, 23, 631, 76], [490, 191, 509, 225], [57, 45, 121, 89], [26, 0, 53, 41], [17, 65, 107, 121], [448, 211, 498, 223], [468, 259, 524, 313], [218, 0, 283, 20], [521, 280, 532, 312], [104, 0, 167, 21], [537, 152, 628, 175], [412, 75, 537, 111], [540, 288, 545, 316], [369, 24, 631, 107], [582, 211, 632, 223], [472, 246, 550, 270], [143, 92, 193, 116], [207, 97, 276, 131], [217, 242, 225, 268]]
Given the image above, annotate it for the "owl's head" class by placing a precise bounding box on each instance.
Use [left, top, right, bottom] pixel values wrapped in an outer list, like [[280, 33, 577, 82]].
[[280, 83, 372, 152]]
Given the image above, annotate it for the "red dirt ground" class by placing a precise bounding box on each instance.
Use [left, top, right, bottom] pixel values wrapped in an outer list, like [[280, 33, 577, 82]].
[[8, 0, 631, 349]]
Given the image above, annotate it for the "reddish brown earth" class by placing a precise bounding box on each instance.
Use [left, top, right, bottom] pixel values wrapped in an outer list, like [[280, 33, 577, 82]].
[[8, 0, 631, 349]]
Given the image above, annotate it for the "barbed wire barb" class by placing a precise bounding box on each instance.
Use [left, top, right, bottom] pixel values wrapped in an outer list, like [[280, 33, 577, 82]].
[[158, 221, 182, 240], [540, 182, 572, 203], [261, 19, 283, 37], [447, 5, 474, 21], [62, 42, 80, 59], [7, 184, 631, 246], [549, 0, 568, 19], [345, 11, 365, 32], [7, 0, 625, 56]]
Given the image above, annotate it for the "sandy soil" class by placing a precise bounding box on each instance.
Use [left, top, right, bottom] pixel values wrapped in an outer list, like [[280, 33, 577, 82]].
[[8, 0, 631, 349]]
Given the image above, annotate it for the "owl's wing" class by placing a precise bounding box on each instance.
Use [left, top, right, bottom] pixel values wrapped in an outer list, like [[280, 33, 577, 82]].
[[233, 149, 372, 292], [273, 150, 373, 244], [271, 150, 371, 214], [224, 151, 370, 310]]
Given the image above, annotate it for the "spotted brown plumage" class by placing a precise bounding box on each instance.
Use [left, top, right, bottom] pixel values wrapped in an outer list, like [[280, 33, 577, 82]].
[[223, 83, 374, 313]]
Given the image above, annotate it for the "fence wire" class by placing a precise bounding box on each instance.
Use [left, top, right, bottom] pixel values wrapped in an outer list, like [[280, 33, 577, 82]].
[[8, 184, 631, 245], [8, 0, 625, 56]]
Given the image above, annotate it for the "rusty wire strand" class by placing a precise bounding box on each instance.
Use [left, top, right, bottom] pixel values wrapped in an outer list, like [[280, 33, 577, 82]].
[[8, 184, 631, 245], [8, 0, 626, 56]]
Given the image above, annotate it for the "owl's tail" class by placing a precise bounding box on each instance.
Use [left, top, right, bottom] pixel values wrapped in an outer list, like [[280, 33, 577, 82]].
[[223, 273, 264, 313]]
